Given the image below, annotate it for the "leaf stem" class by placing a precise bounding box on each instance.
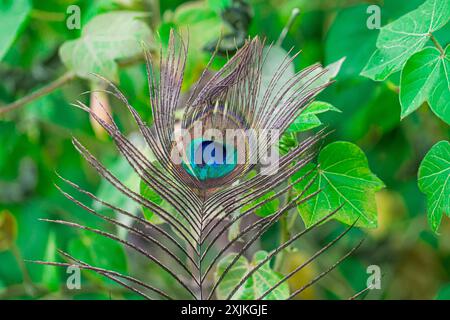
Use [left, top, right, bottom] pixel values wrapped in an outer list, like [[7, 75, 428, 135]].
[[386, 81, 399, 94], [429, 33, 445, 55]]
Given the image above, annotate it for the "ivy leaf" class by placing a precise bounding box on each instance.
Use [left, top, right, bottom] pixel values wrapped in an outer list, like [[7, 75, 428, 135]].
[[400, 47, 441, 118], [294, 141, 385, 228], [400, 46, 450, 124], [60, 12, 152, 82], [429, 45, 450, 124], [215, 251, 289, 300], [242, 191, 280, 217], [215, 253, 252, 300], [361, 0, 450, 81], [249, 251, 289, 300], [287, 101, 341, 133], [0, 0, 31, 60], [418, 140, 450, 233]]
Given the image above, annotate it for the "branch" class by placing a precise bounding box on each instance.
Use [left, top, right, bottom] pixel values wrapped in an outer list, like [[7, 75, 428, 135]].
[[0, 54, 145, 117], [0, 72, 75, 116]]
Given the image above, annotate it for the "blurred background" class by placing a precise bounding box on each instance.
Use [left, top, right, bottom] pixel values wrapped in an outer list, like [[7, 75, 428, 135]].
[[0, 0, 449, 300]]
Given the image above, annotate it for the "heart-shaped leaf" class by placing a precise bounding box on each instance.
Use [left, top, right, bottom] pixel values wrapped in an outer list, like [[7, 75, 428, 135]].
[[418, 140, 450, 233], [215, 251, 290, 300], [400, 46, 450, 124], [60, 12, 152, 82], [287, 101, 341, 133], [294, 141, 385, 228], [361, 0, 450, 81]]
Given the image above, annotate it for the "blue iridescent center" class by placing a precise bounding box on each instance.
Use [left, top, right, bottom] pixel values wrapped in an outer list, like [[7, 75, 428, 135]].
[[182, 138, 237, 181]]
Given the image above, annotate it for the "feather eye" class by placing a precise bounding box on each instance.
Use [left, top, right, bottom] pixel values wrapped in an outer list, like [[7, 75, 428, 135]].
[[32, 30, 362, 300]]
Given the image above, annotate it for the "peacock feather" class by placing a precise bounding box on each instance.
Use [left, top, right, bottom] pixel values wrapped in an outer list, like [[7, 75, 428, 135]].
[[33, 30, 362, 300]]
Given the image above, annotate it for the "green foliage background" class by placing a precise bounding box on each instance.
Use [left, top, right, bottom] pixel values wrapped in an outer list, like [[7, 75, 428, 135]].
[[0, 0, 449, 299]]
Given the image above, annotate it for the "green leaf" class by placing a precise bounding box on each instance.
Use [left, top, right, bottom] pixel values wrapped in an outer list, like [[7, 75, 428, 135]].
[[239, 170, 280, 218], [400, 47, 441, 118], [361, 0, 450, 81], [68, 232, 128, 276], [287, 101, 341, 133], [250, 251, 289, 300], [94, 156, 140, 214], [294, 141, 385, 228], [278, 133, 298, 156], [140, 177, 192, 234], [342, 86, 401, 141], [139, 180, 166, 224], [429, 45, 450, 124], [2, 201, 53, 284], [40, 232, 60, 292], [171, 1, 223, 89], [0, 0, 31, 61], [242, 191, 280, 218], [400, 46, 450, 124], [215, 251, 289, 300], [59, 12, 152, 82], [93, 152, 141, 238], [325, 5, 379, 79], [418, 141, 450, 233]]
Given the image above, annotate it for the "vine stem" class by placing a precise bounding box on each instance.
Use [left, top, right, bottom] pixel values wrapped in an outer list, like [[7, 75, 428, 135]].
[[0, 72, 76, 117], [274, 188, 294, 271], [0, 54, 145, 117], [429, 33, 445, 55]]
